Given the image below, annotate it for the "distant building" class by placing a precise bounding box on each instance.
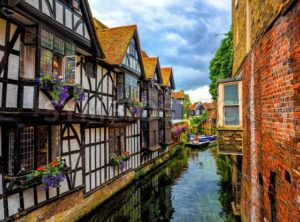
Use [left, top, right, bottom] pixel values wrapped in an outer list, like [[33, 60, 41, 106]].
[[189, 102, 205, 116], [202, 102, 217, 131], [171, 91, 184, 120]]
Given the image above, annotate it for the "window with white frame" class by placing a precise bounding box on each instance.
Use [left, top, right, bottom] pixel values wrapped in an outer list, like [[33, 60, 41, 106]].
[[224, 84, 239, 125], [40, 29, 76, 84]]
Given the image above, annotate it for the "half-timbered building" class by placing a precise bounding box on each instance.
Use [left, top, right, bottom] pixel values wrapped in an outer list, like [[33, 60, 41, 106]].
[[0, 1, 175, 221], [160, 67, 175, 148]]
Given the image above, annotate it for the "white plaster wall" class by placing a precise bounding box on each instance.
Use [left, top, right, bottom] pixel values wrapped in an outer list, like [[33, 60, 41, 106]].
[[23, 86, 34, 109], [6, 84, 18, 108]]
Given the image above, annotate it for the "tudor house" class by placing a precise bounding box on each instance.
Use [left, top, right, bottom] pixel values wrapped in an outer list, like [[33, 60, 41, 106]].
[[189, 101, 205, 117], [0, 1, 175, 221], [140, 53, 174, 164]]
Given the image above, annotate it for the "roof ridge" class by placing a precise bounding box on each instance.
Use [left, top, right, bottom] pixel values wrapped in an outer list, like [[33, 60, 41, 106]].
[[99, 25, 137, 32]]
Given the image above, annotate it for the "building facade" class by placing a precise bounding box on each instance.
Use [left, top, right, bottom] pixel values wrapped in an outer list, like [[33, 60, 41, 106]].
[[0, 1, 174, 221], [171, 91, 184, 120], [188, 101, 205, 117], [218, 0, 300, 221]]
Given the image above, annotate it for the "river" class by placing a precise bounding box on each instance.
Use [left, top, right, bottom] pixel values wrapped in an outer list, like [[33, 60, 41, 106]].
[[80, 145, 238, 222]]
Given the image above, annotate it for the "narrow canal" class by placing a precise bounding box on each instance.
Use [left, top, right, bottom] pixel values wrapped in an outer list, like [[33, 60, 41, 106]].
[[80, 146, 238, 222]]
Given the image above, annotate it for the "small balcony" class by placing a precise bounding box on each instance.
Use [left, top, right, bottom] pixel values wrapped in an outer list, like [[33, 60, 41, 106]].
[[217, 128, 243, 155]]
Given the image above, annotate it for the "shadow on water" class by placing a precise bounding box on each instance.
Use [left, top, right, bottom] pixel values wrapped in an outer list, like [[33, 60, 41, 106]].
[[80, 145, 239, 222]]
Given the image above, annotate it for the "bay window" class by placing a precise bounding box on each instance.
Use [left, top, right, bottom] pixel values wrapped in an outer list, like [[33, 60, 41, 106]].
[[40, 29, 76, 84], [125, 74, 139, 99], [224, 84, 239, 125]]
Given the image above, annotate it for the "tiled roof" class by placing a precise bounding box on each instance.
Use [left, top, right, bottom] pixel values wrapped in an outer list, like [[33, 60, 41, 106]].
[[172, 91, 185, 99], [94, 19, 109, 30], [189, 102, 200, 110], [141, 50, 149, 58], [161, 67, 172, 86], [94, 19, 137, 65], [203, 102, 217, 110], [142, 57, 158, 79]]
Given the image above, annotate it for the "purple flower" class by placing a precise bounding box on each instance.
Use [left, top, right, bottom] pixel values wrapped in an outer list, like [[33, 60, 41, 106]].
[[41, 172, 65, 190]]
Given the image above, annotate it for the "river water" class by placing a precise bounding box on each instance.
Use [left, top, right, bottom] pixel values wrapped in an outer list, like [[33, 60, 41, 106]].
[[80, 145, 238, 222]]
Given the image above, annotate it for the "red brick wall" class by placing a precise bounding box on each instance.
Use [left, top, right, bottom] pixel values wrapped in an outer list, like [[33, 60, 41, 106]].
[[241, 2, 300, 222]]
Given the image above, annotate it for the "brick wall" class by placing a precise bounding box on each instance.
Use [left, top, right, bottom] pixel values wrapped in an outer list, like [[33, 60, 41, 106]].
[[241, 2, 300, 222]]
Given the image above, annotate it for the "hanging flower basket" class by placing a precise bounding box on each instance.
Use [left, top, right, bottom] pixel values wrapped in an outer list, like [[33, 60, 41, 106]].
[[129, 97, 144, 116], [27, 157, 67, 190], [36, 73, 86, 111]]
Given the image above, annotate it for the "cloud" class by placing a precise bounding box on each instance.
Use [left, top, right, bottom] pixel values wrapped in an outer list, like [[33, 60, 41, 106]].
[[202, 0, 231, 12], [163, 32, 188, 46], [186, 85, 212, 103]]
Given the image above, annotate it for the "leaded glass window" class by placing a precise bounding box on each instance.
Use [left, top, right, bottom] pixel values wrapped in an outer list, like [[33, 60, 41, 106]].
[[41, 29, 53, 49], [109, 127, 125, 154], [20, 127, 35, 172], [125, 74, 138, 99], [40, 29, 76, 84]]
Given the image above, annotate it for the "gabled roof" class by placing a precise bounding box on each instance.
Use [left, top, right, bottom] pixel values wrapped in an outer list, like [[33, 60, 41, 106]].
[[172, 91, 185, 100], [142, 57, 159, 80], [203, 102, 217, 110], [189, 102, 202, 110], [94, 19, 136, 66], [94, 19, 109, 30], [141, 50, 149, 58], [161, 67, 175, 89]]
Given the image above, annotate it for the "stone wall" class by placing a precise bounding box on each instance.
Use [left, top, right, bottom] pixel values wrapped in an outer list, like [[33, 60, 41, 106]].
[[241, 2, 300, 222], [232, 0, 291, 76], [218, 129, 243, 154]]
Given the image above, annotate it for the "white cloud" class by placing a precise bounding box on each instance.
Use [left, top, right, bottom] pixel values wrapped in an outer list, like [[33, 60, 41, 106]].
[[202, 0, 231, 12], [163, 32, 188, 46], [186, 85, 212, 103]]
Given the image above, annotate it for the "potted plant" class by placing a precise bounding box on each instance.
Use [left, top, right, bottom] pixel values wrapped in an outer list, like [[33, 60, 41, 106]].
[[27, 157, 67, 190], [109, 153, 122, 166], [130, 97, 144, 116], [120, 151, 130, 161]]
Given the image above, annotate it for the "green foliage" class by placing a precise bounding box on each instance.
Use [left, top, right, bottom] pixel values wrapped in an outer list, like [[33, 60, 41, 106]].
[[183, 93, 191, 119], [136, 168, 146, 178], [209, 27, 233, 101], [179, 132, 187, 145], [190, 110, 208, 126]]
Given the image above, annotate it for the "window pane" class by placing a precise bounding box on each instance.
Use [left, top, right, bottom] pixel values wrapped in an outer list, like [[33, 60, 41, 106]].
[[8, 129, 15, 175], [65, 42, 75, 56], [40, 48, 53, 76], [54, 36, 65, 55], [64, 56, 76, 84], [36, 126, 48, 167], [41, 29, 53, 49], [224, 84, 238, 105], [51, 125, 61, 160], [20, 127, 35, 172], [224, 106, 239, 125]]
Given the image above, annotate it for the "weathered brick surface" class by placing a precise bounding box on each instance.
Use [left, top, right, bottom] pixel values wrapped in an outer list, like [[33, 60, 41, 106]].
[[241, 2, 300, 222], [218, 129, 243, 154]]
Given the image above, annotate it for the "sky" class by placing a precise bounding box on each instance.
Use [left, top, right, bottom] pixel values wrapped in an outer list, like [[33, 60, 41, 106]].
[[89, 0, 231, 103]]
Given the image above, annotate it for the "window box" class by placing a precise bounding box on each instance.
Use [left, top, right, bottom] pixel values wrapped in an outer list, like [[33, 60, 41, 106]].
[[4, 164, 70, 193], [36, 74, 86, 110]]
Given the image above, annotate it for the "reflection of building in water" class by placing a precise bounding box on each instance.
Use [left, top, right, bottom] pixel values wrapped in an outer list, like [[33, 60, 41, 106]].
[[85, 149, 189, 222]]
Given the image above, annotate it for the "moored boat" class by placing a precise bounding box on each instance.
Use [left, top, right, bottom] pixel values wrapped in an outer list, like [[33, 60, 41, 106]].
[[186, 140, 210, 148]]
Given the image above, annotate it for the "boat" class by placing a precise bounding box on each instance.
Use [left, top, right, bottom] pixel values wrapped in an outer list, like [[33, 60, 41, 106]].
[[199, 135, 217, 142], [186, 140, 210, 148]]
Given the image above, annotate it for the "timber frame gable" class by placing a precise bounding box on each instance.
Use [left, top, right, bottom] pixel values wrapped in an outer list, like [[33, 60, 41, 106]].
[[0, 0, 103, 57]]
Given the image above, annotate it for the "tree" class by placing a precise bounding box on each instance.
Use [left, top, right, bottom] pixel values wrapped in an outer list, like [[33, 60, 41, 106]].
[[209, 27, 233, 101], [182, 93, 191, 119]]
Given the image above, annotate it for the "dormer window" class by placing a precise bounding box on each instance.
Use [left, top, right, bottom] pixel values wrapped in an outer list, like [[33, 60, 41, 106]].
[[40, 29, 76, 84], [123, 39, 141, 73]]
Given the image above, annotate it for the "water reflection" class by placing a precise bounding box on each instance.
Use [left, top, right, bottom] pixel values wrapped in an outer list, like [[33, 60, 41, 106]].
[[81, 146, 238, 222]]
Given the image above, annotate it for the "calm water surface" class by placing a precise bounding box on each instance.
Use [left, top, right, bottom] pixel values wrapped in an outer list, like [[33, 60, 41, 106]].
[[81, 146, 236, 222]]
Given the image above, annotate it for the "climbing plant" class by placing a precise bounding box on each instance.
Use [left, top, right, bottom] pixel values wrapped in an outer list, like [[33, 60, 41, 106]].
[[183, 93, 191, 119], [209, 27, 233, 101]]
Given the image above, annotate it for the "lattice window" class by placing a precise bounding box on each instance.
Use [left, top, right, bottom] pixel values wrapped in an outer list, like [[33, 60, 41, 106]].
[[20, 127, 35, 172], [109, 127, 125, 154], [8, 129, 15, 175]]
